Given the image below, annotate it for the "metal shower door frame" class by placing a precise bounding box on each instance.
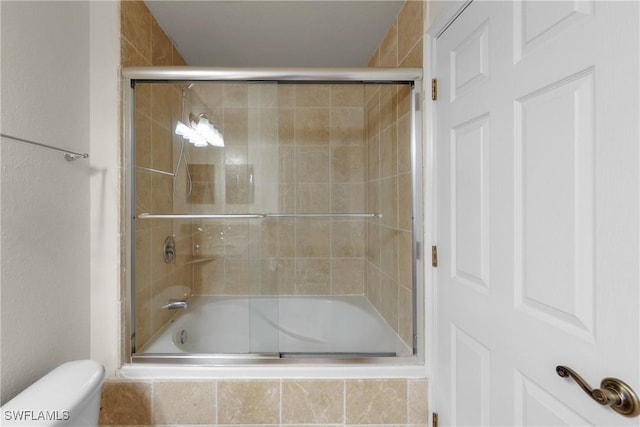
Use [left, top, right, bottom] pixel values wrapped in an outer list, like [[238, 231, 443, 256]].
[[122, 67, 424, 366]]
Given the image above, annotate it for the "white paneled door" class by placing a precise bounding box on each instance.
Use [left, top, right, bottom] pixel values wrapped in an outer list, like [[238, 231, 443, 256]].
[[434, 1, 639, 425]]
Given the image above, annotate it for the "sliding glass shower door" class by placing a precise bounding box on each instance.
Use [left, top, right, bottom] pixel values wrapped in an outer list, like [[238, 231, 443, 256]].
[[132, 82, 281, 355], [126, 70, 423, 363]]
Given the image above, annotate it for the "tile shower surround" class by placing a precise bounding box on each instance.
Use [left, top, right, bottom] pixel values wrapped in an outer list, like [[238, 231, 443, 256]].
[[188, 83, 369, 300], [129, 0, 423, 349], [111, 1, 428, 426]]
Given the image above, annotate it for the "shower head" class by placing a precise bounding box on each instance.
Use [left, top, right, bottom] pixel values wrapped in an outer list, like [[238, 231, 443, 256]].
[[175, 113, 224, 148]]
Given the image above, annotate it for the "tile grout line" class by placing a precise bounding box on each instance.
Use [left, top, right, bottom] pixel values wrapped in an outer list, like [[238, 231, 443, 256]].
[[406, 379, 410, 426], [214, 380, 218, 425], [292, 86, 299, 295], [343, 379, 347, 426], [279, 378, 283, 425], [149, 381, 154, 425], [329, 86, 334, 296]]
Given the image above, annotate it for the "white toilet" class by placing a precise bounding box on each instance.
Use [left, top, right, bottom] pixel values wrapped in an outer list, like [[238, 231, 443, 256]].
[[0, 360, 105, 426]]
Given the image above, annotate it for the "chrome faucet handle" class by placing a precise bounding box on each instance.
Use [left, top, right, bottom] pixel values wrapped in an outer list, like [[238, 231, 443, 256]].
[[161, 298, 188, 309]]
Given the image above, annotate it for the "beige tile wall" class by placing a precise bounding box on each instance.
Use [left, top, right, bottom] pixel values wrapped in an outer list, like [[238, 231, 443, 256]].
[[365, 0, 424, 346], [99, 378, 428, 426], [278, 84, 366, 296], [188, 83, 367, 297]]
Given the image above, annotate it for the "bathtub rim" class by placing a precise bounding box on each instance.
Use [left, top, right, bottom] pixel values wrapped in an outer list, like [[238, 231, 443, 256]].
[[119, 358, 427, 380], [130, 351, 410, 364]]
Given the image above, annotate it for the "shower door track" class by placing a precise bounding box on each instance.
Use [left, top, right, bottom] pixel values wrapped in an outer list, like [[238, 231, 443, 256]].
[[137, 213, 382, 220], [131, 352, 399, 365]]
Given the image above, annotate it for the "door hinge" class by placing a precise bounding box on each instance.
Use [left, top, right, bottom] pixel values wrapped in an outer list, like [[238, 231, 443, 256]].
[[433, 412, 439, 427], [432, 245, 438, 267], [431, 78, 438, 101]]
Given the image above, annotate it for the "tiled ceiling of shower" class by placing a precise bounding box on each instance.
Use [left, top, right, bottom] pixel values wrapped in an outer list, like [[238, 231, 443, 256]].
[[144, 0, 405, 67]]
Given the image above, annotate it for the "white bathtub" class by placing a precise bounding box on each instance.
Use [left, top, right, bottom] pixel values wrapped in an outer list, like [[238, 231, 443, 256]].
[[137, 295, 412, 357]]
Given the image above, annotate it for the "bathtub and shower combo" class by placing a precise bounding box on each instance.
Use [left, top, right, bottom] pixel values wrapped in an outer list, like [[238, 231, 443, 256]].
[[123, 67, 424, 367]]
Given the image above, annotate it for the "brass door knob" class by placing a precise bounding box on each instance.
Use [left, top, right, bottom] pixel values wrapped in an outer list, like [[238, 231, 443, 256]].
[[556, 365, 640, 417]]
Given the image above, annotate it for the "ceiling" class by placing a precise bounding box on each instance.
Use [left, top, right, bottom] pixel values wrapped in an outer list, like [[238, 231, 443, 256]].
[[144, 1, 405, 67]]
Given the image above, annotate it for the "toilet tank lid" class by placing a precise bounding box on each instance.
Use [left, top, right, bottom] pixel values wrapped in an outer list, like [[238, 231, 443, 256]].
[[1, 360, 105, 411]]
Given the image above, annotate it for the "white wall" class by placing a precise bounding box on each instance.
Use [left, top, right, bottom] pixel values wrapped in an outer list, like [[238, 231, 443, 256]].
[[0, 1, 91, 403], [88, 0, 121, 378]]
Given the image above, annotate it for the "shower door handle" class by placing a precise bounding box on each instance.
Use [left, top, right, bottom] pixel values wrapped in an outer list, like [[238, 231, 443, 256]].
[[556, 365, 640, 417]]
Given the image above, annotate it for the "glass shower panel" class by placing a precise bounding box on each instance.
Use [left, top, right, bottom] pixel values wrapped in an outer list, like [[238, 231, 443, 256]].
[[132, 82, 197, 352], [130, 78, 417, 359], [132, 82, 281, 355]]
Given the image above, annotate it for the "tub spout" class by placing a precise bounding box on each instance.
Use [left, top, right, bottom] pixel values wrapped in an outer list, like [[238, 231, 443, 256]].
[[161, 298, 188, 310]]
